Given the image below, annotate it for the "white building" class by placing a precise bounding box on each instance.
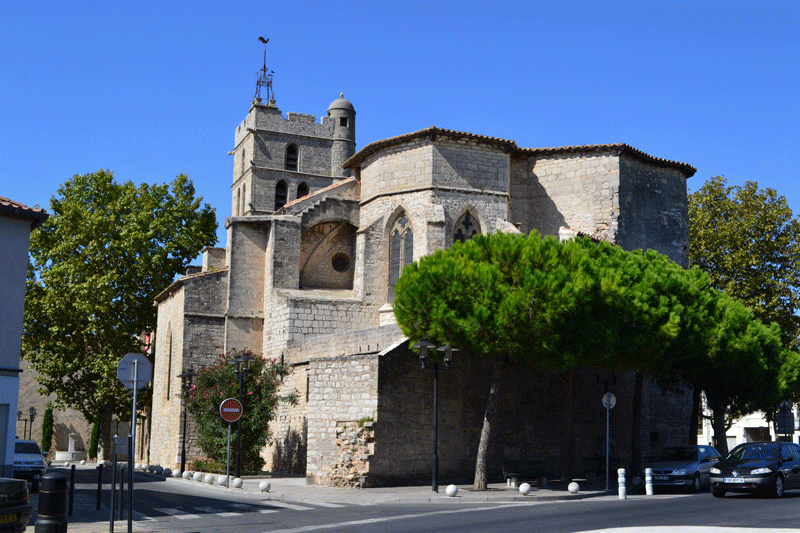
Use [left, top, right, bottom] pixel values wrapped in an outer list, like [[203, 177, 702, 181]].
[[0, 197, 48, 476]]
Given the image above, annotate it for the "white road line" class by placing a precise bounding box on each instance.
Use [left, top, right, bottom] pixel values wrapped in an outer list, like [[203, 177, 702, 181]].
[[262, 501, 314, 511], [154, 508, 201, 519], [313, 502, 345, 508], [231, 503, 261, 511], [261, 503, 533, 533]]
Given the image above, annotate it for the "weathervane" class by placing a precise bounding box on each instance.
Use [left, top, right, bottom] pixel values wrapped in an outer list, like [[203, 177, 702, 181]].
[[254, 37, 275, 102]]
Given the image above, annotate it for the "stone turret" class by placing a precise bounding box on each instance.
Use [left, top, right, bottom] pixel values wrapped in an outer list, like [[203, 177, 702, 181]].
[[327, 93, 356, 177]]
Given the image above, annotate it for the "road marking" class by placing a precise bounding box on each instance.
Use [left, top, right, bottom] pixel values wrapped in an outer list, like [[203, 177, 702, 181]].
[[261, 503, 536, 533], [154, 507, 201, 519], [193, 505, 243, 517], [262, 501, 314, 511], [231, 503, 261, 511], [313, 502, 345, 508]]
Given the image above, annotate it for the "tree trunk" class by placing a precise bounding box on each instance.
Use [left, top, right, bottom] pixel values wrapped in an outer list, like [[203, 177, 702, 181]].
[[559, 368, 578, 481], [689, 386, 700, 445], [711, 406, 729, 456], [473, 355, 508, 491], [629, 372, 644, 476], [96, 405, 114, 462]]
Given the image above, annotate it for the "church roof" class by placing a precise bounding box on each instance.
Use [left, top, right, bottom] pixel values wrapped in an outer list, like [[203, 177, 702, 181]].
[[0, 196, 49, 228], [343, 126, 696, 177]]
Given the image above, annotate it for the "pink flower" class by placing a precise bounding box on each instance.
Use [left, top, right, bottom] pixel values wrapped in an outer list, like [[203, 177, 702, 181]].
[[248, 391, 253, 395]]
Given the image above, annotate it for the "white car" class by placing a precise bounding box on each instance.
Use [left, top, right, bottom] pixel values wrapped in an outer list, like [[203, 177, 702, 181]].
[[13, 439, 45, 488]]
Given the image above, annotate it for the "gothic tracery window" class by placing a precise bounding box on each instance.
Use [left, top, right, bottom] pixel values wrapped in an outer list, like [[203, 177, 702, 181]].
[[453, 211, 481, 243], [389, 213, 413, 302]]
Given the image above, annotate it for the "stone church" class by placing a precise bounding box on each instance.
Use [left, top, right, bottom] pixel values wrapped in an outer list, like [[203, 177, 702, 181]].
[[150, 87, 697, 486]]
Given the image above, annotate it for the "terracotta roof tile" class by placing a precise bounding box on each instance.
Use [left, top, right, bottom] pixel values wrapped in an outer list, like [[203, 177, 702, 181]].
[[0, 196, 49, 228]]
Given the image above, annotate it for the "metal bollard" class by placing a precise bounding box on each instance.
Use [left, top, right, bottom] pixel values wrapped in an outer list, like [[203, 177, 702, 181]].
[[118, 466, 125, 521], [68, 464, 75, 516], [35, 472, 68, 533], [96, 464, 103, 511], [618, 468, 626, 500], [645, 468, 653, 496]]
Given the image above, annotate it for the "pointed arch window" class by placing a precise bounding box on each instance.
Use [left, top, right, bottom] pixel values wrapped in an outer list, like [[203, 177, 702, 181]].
[[275, 180, 288, 211], [297, 182, 309, 199], [242, 183, 247, 214], [453, 211, 481, 244], [285, 144, 298, 171], [389, 213, 413, 302]]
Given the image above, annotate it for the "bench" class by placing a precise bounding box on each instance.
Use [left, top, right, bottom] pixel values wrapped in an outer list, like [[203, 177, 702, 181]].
[[501, 459, 548, 488]]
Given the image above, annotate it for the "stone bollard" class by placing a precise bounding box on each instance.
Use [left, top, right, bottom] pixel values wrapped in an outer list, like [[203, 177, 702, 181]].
[[35, 472, 68, 533], [618, 468, 626, 500], [645, 468, 653, 496]]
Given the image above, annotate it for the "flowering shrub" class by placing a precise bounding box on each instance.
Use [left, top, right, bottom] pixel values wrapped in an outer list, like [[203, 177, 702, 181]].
[[185, 348, 296, 472]]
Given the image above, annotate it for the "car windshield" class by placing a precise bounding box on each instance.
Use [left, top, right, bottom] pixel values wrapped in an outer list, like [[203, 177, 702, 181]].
[[14, 442, 41, 455], [726, 444, 778, 461], [655, 447, 698, 462]]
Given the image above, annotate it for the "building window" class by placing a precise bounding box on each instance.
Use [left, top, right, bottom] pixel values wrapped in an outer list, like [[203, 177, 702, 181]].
[[275, 180, 288, 211], [241, 149, 246, 176], [340, 117, 348, 127], [242, 183, 247, 214], [453, 211, 481, 243], [388, 213, 413, 302], [285, 144, 298, 172], [297, 182, 309, 199], [236, 189, 241, 216]]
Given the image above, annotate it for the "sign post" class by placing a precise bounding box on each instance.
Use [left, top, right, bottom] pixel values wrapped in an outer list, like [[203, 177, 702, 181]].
[[602, 392, 616, 492], [117, 353, 152, 533], [219, 398, 243, 488]]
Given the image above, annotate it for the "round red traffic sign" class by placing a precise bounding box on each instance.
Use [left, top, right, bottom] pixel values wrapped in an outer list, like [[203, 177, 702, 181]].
[[219, 398, 243, 423]]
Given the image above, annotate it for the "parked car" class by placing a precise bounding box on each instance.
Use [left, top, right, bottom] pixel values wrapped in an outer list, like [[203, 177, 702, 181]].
[[13, 440, 45, 491], [710, 441, 800, 498], [0, 477, 32, 532], [645, 444, 721, 493]]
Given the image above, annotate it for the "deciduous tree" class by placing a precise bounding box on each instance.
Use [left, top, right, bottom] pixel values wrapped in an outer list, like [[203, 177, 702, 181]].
[[23, 170, 217, 458], [689, 176, 800, 350]]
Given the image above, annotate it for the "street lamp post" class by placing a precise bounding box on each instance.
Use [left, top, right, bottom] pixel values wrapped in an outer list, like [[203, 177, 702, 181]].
[[177, 368, 196, 473], [413, 339, 456, 493], [231, 353, 254, 479], [28, 407, 36, 440]]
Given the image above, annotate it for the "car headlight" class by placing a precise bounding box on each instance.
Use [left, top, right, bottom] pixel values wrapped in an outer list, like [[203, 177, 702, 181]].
[[750, 468, 772, 475], [672, 469, 687, 476], [710, 467, 721, 474]]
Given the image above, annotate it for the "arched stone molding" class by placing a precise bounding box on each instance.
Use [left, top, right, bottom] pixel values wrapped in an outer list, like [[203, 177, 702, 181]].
[[299, 221, 357, 290], [300, 197, 360, 234]]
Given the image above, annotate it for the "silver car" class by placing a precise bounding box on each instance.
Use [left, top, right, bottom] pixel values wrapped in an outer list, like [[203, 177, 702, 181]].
[[646, 445, 721, 493]]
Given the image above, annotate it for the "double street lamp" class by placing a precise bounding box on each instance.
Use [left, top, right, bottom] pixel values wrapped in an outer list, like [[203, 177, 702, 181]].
[[177, 368, 196, 473], [231, 353, 255, 479], [413, 339, 457, 493]]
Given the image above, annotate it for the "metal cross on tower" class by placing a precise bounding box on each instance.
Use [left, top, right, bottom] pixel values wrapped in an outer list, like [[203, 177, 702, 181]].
[[254, 37, 275, 102]]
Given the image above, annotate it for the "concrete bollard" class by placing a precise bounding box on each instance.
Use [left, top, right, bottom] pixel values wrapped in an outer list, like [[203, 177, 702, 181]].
[[645, 468, 653, 496], [35, 472, 68, 533], [618, 468, 626, 500]]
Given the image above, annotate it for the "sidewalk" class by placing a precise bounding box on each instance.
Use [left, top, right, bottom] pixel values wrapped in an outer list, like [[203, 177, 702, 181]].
[[36, 463, 612, 533]]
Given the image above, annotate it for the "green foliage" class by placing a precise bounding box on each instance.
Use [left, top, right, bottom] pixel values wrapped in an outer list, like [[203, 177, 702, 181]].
[[88, 421, 100, 460], [185, 349, 296, 473], [689, 176, 800, 350], [40, 403, 54, 456], [23, 170, 218, 453]]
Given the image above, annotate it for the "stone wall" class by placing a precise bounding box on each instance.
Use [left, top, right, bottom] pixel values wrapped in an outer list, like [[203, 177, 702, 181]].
[[617, 155, 689, 267]]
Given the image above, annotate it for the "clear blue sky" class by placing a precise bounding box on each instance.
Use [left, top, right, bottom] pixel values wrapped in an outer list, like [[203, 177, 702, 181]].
[[2, 1, 798, 257]]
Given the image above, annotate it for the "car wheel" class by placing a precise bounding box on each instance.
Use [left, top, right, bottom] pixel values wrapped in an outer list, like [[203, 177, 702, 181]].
[[712, 488, 725, 498], [772, 475, 784, 498], [691, 473, 701, 493]]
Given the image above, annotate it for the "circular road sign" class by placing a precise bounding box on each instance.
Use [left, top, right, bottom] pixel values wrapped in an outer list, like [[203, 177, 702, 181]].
[[602, 392, 617, 409], [219, 398, 243, 423]]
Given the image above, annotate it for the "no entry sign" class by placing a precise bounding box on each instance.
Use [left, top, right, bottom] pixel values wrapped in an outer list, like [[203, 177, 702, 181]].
[[219, 398, 243, 423]]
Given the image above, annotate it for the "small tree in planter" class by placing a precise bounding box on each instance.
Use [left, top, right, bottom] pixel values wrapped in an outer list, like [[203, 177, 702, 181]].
[[185, 349, 296, 472]]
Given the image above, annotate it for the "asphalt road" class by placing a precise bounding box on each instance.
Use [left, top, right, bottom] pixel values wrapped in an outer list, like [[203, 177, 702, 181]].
[[29, 468, 800, 533]]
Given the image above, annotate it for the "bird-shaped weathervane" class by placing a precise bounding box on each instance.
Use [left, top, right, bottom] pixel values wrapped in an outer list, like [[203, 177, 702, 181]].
[[254, 37, 275, 102]]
